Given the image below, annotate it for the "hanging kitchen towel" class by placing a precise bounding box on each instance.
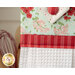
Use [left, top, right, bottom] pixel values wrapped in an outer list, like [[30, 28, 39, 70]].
[[19, 7, 75, 68]]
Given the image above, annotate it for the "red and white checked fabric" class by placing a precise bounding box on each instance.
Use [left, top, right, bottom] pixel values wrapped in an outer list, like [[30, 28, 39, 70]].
[[20, 34, 75, 49]]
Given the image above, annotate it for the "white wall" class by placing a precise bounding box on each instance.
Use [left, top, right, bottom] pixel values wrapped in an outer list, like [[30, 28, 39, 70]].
[[0, 7, 20, 37]]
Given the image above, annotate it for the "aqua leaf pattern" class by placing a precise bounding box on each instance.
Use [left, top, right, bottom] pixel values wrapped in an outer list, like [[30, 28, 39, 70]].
[[32, 9, 35, 12], [25, 26, 28, 28], [73, 33, 75, 34], [20, 10, 25, 15], [22, 17, 25, 22], [35, 13, 39, 15], [32, 17, 39, 20], [29, 30, 31, 33], [73, 19, 75, 21], [58, 21, 64, 26]]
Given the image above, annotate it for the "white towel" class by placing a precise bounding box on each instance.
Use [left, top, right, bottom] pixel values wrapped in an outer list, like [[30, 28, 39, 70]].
[[19, 47, 72, 68]]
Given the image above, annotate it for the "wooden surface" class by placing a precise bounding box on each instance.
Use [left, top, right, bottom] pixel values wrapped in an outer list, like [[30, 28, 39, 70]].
[[0, 26, 20, 68]]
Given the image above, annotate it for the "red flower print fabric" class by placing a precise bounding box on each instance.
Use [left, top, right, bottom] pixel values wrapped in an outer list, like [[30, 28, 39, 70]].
[[20, 7, 34, 18]]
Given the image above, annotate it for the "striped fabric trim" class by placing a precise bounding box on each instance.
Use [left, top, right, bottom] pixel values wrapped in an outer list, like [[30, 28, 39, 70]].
[[20, 34, 75, 49]]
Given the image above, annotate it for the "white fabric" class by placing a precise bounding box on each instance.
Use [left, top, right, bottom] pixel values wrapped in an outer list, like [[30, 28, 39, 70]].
[[19, 47, 72, 68]]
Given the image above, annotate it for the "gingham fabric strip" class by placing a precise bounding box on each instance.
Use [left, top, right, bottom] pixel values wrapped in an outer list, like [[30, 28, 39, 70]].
[[20, 34, 75, 49]]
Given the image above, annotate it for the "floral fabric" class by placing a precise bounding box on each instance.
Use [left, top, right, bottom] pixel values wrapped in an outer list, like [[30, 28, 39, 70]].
[[21, 7, 75, 36]]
